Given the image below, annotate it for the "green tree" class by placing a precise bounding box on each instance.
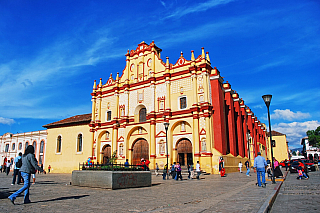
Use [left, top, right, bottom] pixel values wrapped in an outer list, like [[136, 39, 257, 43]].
[[306, 126, 320, 147], [292, 151, 296, 156]]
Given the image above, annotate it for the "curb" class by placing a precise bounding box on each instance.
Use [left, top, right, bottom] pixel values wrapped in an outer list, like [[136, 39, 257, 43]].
[[257, 170, 289, 213]]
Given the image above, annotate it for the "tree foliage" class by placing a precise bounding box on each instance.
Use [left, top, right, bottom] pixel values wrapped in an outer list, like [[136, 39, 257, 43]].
[[306, 126, 320, 147]]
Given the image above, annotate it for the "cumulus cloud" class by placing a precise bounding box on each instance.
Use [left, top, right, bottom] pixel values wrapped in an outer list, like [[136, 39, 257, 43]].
[[273, 120, 320, 148], [271, 109, 310, 121], [0, 117, 15, 125]]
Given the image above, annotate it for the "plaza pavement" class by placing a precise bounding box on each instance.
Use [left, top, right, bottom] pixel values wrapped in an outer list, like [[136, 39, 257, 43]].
[[271, 169, 320, 213], [0, 169, 290, 213]]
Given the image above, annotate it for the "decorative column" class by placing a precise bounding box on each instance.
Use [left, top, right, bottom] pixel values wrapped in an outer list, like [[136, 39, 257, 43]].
[[223, 82, 237, 156]]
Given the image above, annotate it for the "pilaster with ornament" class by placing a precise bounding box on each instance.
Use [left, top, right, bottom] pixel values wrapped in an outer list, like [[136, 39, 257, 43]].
[[165, 56, 171, 112]]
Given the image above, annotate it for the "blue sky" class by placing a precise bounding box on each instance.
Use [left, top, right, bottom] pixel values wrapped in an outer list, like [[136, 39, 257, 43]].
[[0, 0, 319, 148]]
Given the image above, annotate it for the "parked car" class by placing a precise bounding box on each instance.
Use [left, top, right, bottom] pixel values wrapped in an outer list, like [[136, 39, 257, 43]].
[[301, 159, 316, 172], [280, 160, 290, 167]]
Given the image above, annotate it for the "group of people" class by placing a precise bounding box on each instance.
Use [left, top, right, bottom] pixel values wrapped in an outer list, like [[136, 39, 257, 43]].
[[162, 161, 201, 180]]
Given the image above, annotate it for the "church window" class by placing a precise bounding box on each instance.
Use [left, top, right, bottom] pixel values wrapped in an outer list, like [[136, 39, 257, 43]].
[[77, 134, 83, 152], [106, 111, 112, 121], [40, 141, 44, 153], [25, 142, 29, 149], [139, 108, 146, 122], [179, 96, 187, 109], [5, 144, 9, 152], [159, 140, 165, 154], [56, 136, 62, 153], [18, 143, 22, 150], [33, 141, 36, 150], [105, 131, 110, 140], [12, 143, 15, 151], [181, 122, 186, 132], [119, 143, 124, 156], [201, 138, 207, 151]]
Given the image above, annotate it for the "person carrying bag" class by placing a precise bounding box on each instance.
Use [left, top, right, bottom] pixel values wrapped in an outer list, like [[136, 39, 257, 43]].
[[8, 145, 46, 205]]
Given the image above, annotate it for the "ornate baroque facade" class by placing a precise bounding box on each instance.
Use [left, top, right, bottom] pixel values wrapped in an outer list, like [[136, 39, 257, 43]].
[[89, 41, 269, 173]]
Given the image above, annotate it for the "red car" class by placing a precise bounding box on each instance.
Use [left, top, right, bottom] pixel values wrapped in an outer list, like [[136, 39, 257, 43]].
[[280, 160, 290, 167]]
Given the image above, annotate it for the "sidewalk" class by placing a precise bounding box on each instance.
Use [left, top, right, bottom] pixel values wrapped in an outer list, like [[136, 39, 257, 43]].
[[271, 170, 320, 213], [0, 170, 283, 213]]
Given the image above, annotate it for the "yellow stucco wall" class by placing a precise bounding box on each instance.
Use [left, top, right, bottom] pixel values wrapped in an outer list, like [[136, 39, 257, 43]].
[[268, 135, 288, 162], [45, 124, 92, 173]]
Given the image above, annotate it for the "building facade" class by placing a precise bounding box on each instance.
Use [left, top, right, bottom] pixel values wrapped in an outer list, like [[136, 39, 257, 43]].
[[0, 131, 47, 171], [268, 131, 289, 162], [301, 136, 320, 161], [86, 41, 268, 174], [43, 114, 92, 173]]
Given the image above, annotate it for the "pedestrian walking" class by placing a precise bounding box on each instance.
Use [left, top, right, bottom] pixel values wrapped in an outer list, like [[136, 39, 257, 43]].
[[219, 157, 225, 177], [245, 160, 250, 176], [253, 152, 267, 187], [273, 158, 283, 178], [171, 162, 176, 179], [284, 159, 289, 171], [8, 145, 46, 205], [196, 161, 201, 180], [176, 162, 182, 180], [155, 163, 159, 176], [238, 161, 243, 173], [163, 164, 167, 180], [12, 152, 23, 185], [6, 160, 12, 175], [48, 165, 51, 173]]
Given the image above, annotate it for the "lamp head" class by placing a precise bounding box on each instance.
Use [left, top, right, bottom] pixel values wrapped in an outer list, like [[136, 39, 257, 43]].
[[262, 94, 272, 107], [163, 122, 170, 130]]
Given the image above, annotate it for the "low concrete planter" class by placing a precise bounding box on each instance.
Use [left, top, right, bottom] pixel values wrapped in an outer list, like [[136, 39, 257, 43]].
[[72, 170, 151, 189]]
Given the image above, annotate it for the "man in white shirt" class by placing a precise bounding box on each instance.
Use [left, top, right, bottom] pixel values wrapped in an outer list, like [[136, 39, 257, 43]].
[[196, 161, 201, 180]]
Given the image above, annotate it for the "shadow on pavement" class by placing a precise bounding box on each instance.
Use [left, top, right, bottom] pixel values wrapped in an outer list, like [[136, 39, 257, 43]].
[[30, 195, 90, 204]]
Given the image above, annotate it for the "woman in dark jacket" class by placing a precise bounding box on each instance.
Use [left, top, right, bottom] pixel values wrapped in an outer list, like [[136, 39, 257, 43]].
[[8, 145, 46, 204]]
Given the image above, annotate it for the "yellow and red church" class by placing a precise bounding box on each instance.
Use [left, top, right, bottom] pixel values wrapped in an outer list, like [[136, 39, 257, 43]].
[[44, 41, 269, 173]]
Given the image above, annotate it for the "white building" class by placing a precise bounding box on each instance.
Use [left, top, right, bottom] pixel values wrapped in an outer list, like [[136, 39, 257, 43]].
[[0, 131, 47, 170], [301, 136, 320, 160]]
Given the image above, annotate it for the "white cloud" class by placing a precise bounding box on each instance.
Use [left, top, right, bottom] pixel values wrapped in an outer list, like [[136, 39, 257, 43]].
[[163, 0, 236, 20], [271, 109, 310, 121], [0, 117, 15, 125], [273, 120, 320, 148]]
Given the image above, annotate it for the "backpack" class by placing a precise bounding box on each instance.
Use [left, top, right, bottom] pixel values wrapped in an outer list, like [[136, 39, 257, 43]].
[[16, 158, 22, 168]]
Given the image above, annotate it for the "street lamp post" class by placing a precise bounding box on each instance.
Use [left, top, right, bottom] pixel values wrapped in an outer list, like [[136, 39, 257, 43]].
[[262, 94, 276, 184], [164, 122, 170, 180]]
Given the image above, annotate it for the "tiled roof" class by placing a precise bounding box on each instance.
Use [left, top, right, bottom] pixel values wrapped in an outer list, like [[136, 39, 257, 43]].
[[43, 113, 91, 128], [268, 130, 285, 136]]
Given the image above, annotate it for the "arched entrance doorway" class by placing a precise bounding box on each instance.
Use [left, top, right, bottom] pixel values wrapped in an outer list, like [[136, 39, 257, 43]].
[[177, 139, 192, 166], [132, 139, 149, 165], [103, 144, 111, 164]]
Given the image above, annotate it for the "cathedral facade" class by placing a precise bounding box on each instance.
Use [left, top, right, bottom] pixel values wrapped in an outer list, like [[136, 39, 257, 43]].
[[89, 41, 268, 174]]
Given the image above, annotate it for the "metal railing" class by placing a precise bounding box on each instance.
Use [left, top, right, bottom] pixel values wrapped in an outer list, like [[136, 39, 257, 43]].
[[79, 162, 149, 171]]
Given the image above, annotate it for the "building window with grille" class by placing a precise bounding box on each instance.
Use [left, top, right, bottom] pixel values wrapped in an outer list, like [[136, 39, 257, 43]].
[[25, 142, 29, 149], [77, 134, 83, 152], [139, 108, 146, 122], [56, 136, 62, 153], [5, 144, 9, 152], [33, 141, 36, 150], [12, 143, 15, 151], [179, 96, 187, 109], [18, 143, 22, 150], [106, 111, 112, 121]]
